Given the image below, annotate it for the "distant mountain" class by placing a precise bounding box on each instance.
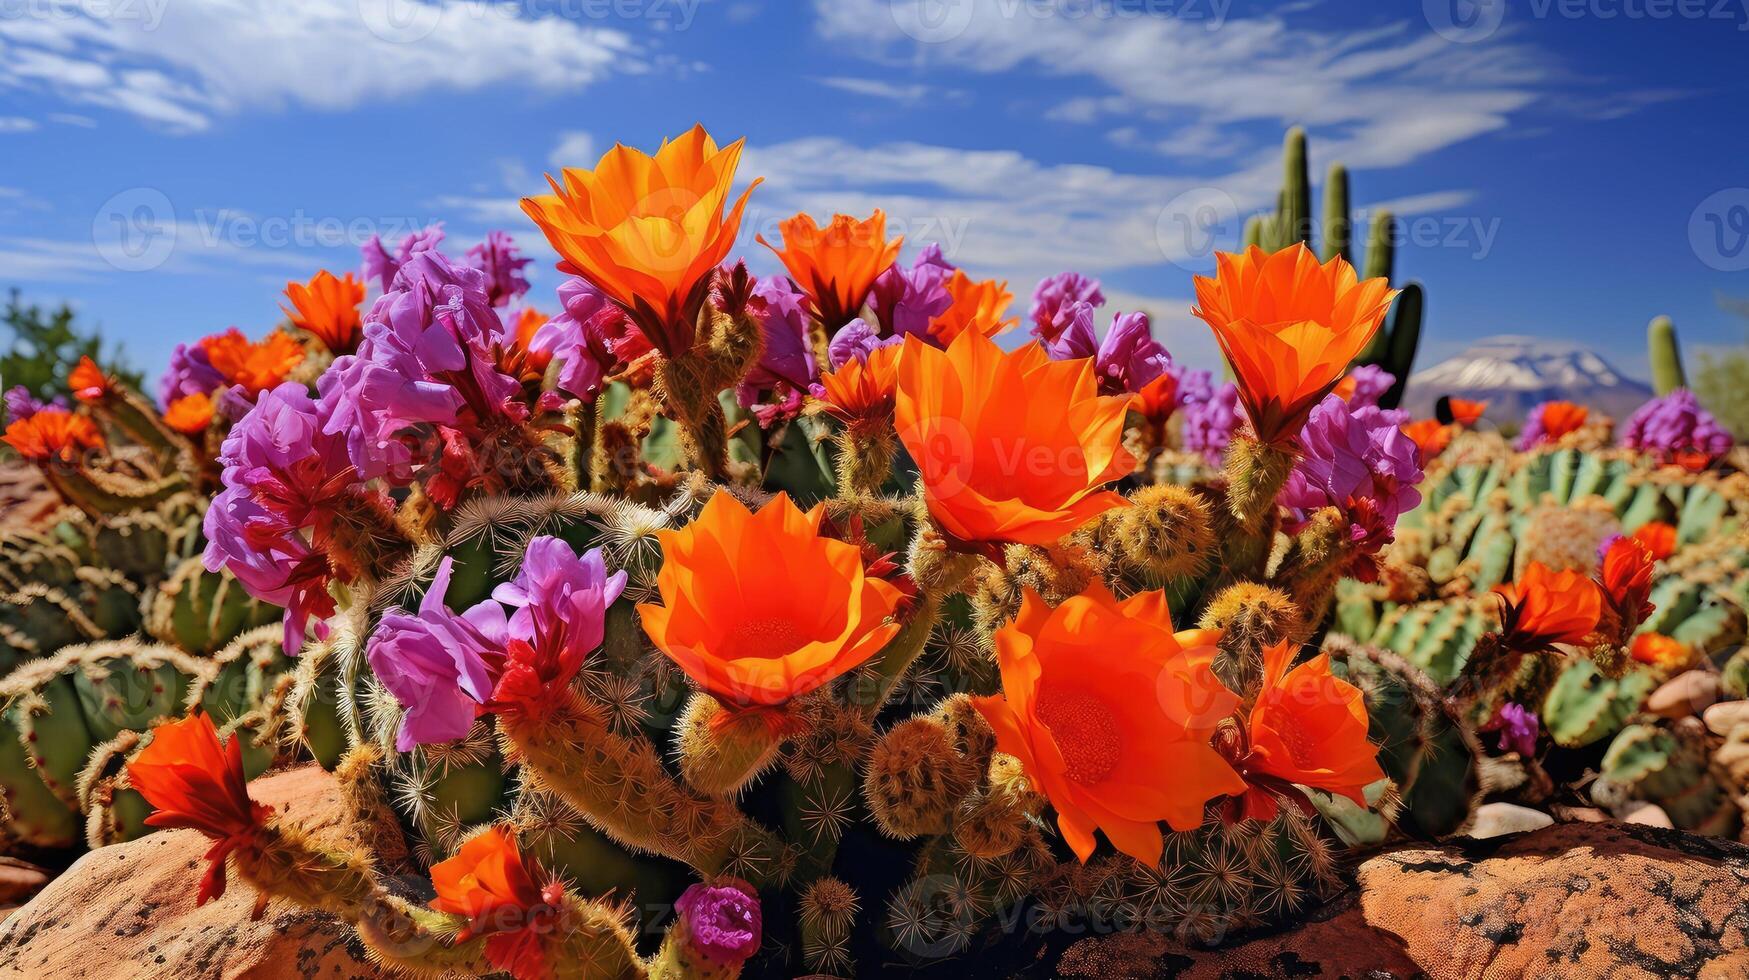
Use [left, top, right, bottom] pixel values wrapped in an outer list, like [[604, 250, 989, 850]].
[[1402, 336, 1652, 424]]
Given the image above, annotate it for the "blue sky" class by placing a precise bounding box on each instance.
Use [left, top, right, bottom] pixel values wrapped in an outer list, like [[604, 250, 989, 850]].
[[3, 0, 1748, 385]]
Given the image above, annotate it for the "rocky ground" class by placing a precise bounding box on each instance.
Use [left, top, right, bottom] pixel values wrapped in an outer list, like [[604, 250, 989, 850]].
[[4, 765, 1749, 978]]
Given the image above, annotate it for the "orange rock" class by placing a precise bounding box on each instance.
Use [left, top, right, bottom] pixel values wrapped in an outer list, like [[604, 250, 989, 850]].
[[1057, 821, 1749, 978], [0, 765, 396, 979]]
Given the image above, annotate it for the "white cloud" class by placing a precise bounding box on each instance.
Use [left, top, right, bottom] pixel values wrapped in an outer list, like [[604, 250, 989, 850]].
[[739, 136, 1252, 282], [812, 1, 1545, 171], [0, 117, 37, 133], [548, 131, 599, 169], [0, 0, 639, 132], [815, 76, 935, 105]]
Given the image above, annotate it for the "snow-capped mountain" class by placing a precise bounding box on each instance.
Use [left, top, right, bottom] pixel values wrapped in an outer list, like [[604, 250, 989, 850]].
[[1403, 336, 1652, 423]]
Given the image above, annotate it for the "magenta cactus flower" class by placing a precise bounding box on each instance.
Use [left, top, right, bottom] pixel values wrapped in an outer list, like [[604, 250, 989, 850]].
[[866, 243, 955, 342], [491, 536, 627, 689], [1029, 271, 1105, 343], [1621, 389, 1733, 464], [362, 223, 446, 292], [367, 556, 509, 751], [159, 340, 226, 409], [673, 881, 762, 966], [1183, 382, 1241, 464], [464, 230, 533, 308], [736, 274, 818, 418], [1279, 394, 1423, 566]]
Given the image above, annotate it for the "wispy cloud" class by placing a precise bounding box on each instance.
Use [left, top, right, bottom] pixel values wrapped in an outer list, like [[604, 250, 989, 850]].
[[813, 1, 1549, 172], [0, 0, 641, 132], [814, 76, 951, 106]]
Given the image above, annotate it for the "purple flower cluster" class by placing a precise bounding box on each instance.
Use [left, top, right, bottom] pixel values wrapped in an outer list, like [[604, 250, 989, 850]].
[[464, 230, 533, 308], [365, 536, 623, 749], [4, 386, 64, 422], [736, 275, 818, 424], [1342, 364, 1394, 409], [866, 244, 954, 341], [1488, 702, 1540, 758], [1278, 393, 1424, 560], [320, 249, 524, 481], [203, 382, 359, 652], [1182, 384, 1241, 465], [158, 340, 225, 409], [1029, 271, 1105, 343], [1621, 389, 1733, 461], [368, 556, 508, 751], [674, 881, 762, 966], [362, 223, 448, 293]]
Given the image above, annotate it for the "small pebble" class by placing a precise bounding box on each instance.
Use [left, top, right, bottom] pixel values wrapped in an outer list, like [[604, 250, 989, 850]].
[[1648, 670, 1721, 719], [1703, 699, 1749, 736], [1468, 802, 1554, 839], [1623, 803, 1674, 828]]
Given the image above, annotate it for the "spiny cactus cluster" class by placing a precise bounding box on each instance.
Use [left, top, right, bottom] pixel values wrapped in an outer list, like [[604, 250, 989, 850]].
[[1328, 375, 1749, 842], [0, 351, 304, 848], [69, 123, 1551, 980]]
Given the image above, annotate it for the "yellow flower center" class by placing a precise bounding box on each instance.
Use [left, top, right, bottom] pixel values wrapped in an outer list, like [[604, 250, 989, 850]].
[[726, 617, 806, 661], [1036, 689, 1120, 786]]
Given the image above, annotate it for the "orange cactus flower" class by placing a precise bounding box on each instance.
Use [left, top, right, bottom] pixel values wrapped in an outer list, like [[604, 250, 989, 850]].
[[894, 331, 1133, 549], [430, 827, 563, 980], [1631, 632, 1691, 670], [974, 582, 1244, 863], [3, 409, 104, 463], [164, 392, 214, 435], [503, 307, 552, 381], [1402, 419, 1453, 462], [69, 356, 112, 402], [1192, 244, 1397, 445], [1530, 401, 1589, 446], [1598, 536, 1656, 641], [817, 343, 903, 430], [1492, 562, 1603, 653], [1229, 642, 1385, 822], [200, 328, 306, 399], [1133, 372, 1180, 427], [1446, 397, 1487, 427], [126, 712, 273, 907], [638, 491, 904, 709], [521, 124, 760, 357], [1674, 447, 1714, 473], [928, 270, 1018, 344], [1631, 521, 1678, 562], [759, 210, 902, 331], [281, 269, 365, 354]]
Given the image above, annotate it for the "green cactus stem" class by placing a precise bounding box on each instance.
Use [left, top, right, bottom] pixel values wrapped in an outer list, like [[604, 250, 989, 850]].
[[1321, 163, 1351, 263], [1648, 315, 1688, 395]]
